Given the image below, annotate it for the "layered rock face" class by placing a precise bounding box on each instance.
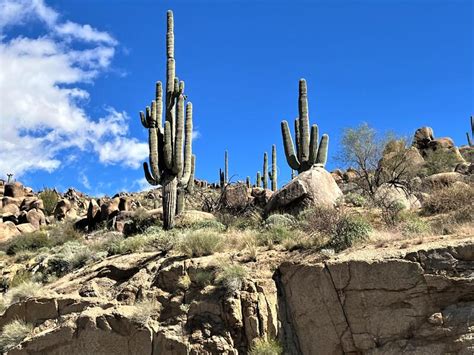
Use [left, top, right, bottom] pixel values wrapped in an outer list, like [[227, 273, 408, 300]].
[[276, 242, 473, 354], [1, 240, 472, 354]]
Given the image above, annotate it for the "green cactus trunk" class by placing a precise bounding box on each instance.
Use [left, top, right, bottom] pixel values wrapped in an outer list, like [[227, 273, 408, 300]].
[[225, 150, 229, 183], [256, 171, 261, 188], [467, 115, 474, 147], [246, 176, 251, 188], [281, 79, 329, 173], [269, 144, 277, 191], [262, 152, 268, 189], [140, 11, 194, 230]]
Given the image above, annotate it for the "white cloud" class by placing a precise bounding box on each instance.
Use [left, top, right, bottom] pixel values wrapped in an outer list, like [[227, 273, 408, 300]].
[[192, 130, 201, 140], [79, 171, 91, 190], [0, 0, 147, 177]]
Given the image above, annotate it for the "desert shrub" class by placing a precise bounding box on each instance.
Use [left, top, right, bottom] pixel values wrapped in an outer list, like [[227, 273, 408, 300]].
[[264, 214, 297, 229], [8, 270, 32, 289], [46, 242, 98, 277], [421, 149, 459, 176], [398, 212, 431, 236], [215, 264, 247, 293], [39, 188, 59, 216], [186, 219, 226, 232], [124, 207, 161, 236], [377, 199, 406, 226], [217, 210, 262, 230], [257, 226, 293, 248], [328, 214, 371, 252], [249, 338, 283, 355], [129, 300, 160, 325], [344, 192, 367, 207], [6, 231, 51, 255], [4, 281, 47, 305], [301, 207, 372, 252], [422, 184, 474, 215], [193, 270, 214, 287], [0, 296, 6, 314], [179, 230, 223, 257], [0, 320, 33, 353]]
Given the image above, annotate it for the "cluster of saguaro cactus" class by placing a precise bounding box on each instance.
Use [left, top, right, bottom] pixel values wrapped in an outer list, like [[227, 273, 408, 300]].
[[281, 79, 329, 173], [467, 116, 473, 147], [141, 10, 195, 230]]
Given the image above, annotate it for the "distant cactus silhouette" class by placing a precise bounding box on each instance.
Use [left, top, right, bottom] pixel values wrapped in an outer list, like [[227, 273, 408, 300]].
[[256, 171, 261, 188], [140, 10, 194, 229], [246, 176, 251, 188], [268, 144, 277, 191], [281, 79, 329, 173], [6, 173, 13, 183], [467, 115, 473, 147]]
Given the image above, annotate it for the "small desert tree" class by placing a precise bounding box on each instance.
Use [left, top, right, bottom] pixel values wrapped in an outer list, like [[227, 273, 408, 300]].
[[337, 123, 419, 198]]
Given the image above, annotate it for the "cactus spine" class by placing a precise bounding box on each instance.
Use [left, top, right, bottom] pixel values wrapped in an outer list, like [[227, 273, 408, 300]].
[[256, 171, 261, 188], [268, 144, 277, 191], [281, 79, 329, 173], [467, 115, 474, 147], [141, 10, 194, 230], [262, 152, 268, 189]]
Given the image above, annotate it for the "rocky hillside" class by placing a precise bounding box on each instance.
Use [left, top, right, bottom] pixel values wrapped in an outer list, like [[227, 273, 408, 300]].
[[0, 235, 472, 354]]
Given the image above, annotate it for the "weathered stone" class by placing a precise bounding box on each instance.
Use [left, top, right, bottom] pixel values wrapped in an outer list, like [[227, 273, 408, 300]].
[[87, 199, 101, 230], [54, 199, 72, 221], [100, 197, 120, 221], [0, 221, 20, 242], [4, 182, 24, 198], [374, 183, 421, 210], [265, 166, 342, 215], [423, 172, 466, 188], [223, 184, 250, 210], [26, 208, 46, 229], [16, 222, 37, 234]]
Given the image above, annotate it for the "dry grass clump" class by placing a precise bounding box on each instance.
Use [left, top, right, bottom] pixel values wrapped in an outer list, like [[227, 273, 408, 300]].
[[0, 320, 33, 353], [422, 183, 474, 215], [249, 338, 283, 355], [215, 264, 247, 293], [179, 230, 224, 257], [3, 281, 51, 307], [128, 300, 160, 325]]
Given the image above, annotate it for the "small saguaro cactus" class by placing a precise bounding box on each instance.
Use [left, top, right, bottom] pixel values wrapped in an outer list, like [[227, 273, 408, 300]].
[[141, 10, 194, 230], [291, 169, 296, 180], [281, 79, 329, 173], [219, 168, 225, 189], [186, 155, 196, 194], [246, 176, 251, 188], [6, 173, 13, 183], [268, 144, 277, 191], [256, 171, 261, 188], [262, 152, 268, 189], [225, 150, 229, 184], [467, 115, 474, 147]]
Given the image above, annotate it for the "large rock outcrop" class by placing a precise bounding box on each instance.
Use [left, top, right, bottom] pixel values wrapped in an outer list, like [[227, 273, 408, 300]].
[[1, 239, 472, 354], [265, 166, 343, 215]]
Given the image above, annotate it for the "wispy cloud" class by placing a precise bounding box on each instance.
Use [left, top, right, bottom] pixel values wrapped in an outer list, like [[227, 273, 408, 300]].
[[0, 0, 147, 177]]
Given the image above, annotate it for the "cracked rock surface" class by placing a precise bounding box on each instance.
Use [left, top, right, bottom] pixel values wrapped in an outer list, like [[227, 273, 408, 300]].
[[1, 238, 472, 354]]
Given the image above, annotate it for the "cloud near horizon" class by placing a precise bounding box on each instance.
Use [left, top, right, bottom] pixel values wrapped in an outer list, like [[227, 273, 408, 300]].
[[0, 0, 147, 177]]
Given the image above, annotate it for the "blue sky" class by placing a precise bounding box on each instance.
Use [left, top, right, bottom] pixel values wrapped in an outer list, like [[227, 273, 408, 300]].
[[0, 0, 472, 196]]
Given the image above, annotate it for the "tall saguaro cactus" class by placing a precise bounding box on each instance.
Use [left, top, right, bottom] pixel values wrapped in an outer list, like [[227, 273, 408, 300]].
[[141, 10, 194, 230], [262, 152, 268, 189], [281, 79, 329, 173], [225, 150, 229, 184], [467, 116, 474, 147], [268, 145, 277, 191]]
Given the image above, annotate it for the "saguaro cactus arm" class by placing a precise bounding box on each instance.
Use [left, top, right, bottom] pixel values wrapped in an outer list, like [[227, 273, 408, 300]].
[[281, 121, 301, 170]]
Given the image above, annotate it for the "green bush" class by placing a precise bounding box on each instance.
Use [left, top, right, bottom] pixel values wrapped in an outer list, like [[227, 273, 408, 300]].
[[328, 214, 372, 252], [129, 300, 160, 325], [45, 242, 98, 277], [215, 264, 247, 293], [398, 212, 431, 236], [193, 270, 214, 287], [179, 231, 223, 257], [6, 231, 51, 255], [186, 219, 226, 232], [249, 338, 283, 355], [264, 214, 297, 229], [8, 270, 32, 289], [257, 226, 293, 248], [421, 149, 459, 176], [38, 188, 59, 216], [344, 192, 367, 207], [0, 320, 33, 353]]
